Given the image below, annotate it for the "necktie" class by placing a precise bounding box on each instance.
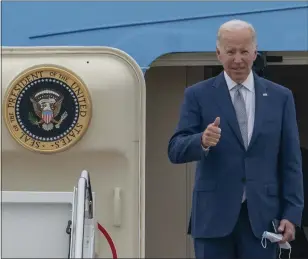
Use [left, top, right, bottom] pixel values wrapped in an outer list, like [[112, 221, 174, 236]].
[[233, 85, 248, 149]]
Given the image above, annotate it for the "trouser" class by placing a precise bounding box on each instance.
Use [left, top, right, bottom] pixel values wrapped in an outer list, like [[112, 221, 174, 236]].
[[194, 202, 277, 259]]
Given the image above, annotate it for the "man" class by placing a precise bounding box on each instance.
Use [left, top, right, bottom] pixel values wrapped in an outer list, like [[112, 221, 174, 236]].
[[168, 20, 304, 259]]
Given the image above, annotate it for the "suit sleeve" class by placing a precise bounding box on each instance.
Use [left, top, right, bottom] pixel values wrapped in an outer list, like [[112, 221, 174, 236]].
[[168, 87, 205, 164], [280, 90, 304, 226]]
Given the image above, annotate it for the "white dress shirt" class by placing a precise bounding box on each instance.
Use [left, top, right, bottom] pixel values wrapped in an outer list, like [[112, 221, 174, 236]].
[[224, 70, 255, 202]]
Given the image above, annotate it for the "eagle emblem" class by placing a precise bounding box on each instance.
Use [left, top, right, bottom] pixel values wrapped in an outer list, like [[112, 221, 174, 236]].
[[29, 89, 68, 131]]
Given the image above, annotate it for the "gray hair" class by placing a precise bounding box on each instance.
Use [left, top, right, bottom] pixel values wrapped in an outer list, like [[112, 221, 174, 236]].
[[216, 19, 257, 48]]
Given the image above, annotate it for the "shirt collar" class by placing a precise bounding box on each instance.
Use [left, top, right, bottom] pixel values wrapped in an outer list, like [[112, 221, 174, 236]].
[[224, 70, 254, 92]]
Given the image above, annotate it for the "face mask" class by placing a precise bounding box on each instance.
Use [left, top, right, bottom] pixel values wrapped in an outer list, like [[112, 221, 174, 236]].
[[261, 231, 291, 259]]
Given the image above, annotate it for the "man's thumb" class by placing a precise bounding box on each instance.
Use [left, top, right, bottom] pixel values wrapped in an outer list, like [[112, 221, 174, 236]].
[[213, 117, 220, 127], [278, 221, 286, 232]]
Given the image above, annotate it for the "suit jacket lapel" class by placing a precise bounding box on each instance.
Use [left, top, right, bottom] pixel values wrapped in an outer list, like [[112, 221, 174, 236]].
[[212, 72, 245, 149], [248, 73, 268, 150]]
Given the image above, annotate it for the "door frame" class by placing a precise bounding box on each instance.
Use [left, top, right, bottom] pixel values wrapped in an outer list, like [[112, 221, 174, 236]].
[[148, 52, 308, 258], [151, 51, 308, 67]]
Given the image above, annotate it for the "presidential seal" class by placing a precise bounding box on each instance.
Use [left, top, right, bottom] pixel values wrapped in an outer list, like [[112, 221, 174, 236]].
[[3, 65, 92, 153]]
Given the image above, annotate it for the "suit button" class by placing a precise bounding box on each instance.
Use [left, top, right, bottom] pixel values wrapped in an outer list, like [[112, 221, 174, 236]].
[[241, 177, 246, 183]]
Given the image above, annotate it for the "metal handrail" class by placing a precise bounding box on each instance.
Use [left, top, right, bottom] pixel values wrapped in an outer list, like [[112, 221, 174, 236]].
[[72, 170, 93, 258]]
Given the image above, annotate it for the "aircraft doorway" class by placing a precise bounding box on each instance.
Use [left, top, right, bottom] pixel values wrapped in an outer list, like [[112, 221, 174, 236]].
[[144, 53, 308, 258]]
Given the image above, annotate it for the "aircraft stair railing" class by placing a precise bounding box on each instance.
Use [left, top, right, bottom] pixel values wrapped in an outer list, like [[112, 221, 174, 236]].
[[69, 170, 95, 258]]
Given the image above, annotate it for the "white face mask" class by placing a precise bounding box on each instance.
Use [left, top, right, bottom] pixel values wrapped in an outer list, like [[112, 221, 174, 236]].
[[261, 231, 291, 259]]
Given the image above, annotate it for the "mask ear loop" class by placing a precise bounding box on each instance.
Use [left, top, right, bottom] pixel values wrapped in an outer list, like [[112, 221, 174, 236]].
[[288, 247, 291, 259], [278, 244, 292, 259], [261, 235, 267, 248], [279, 244, 292, 259]]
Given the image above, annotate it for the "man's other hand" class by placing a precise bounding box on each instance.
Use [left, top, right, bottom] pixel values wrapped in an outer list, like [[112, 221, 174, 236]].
[[278, 219, 295, 243]]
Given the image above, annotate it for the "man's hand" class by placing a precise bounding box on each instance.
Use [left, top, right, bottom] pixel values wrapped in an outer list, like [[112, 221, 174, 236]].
[[278, 219, 295, 243], [202, 117, 221, 148]]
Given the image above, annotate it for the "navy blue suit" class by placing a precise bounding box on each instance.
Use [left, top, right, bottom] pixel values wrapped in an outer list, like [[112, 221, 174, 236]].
[[168, 71, 304, 258]]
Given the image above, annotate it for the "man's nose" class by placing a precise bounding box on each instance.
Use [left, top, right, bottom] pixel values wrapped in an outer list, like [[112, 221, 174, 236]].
[[234, 53, 243, 63]]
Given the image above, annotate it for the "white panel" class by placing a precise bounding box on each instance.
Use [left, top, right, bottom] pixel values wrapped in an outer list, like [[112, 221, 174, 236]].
[[2, 192, 73, 258]]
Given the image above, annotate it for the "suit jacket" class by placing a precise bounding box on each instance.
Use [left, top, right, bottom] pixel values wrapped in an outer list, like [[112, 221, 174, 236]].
[[301, 147, 308, 226], [168, 71, 304, 239]]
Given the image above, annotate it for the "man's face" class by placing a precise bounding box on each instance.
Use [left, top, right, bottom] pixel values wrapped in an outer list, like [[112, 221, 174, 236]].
[[216, 28, 257, 83]]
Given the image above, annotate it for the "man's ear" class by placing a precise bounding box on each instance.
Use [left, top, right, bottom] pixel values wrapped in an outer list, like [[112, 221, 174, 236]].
[[254, 45, 258, 60], [252, 49, 257, 61], [216, 47, 221, 59]]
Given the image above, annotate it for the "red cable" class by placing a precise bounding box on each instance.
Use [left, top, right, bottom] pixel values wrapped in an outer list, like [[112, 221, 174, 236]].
[[97, 223, 118, 259]]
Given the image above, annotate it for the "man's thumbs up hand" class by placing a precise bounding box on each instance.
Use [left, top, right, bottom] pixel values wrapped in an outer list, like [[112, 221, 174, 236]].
[[213, 117, 220, 127], [202, 117, 221, 148]]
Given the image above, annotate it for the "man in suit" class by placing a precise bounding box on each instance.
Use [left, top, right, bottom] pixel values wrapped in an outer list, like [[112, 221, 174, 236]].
[[168, 19, 304, 259]]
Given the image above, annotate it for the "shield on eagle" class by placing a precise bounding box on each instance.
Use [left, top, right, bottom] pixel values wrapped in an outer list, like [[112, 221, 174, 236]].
[[29, 89, 66, 131]]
